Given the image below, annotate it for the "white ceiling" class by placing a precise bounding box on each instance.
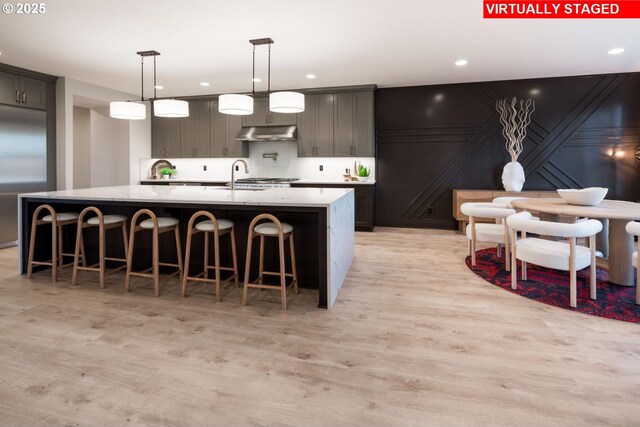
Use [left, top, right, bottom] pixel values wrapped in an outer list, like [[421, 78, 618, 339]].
[[1, 0, 639, 97]]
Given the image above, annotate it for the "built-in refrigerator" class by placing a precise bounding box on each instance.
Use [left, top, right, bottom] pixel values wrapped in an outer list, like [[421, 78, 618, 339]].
[[0, 104, 47, 248]]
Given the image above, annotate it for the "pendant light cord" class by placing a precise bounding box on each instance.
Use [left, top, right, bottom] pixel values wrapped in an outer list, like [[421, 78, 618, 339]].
[[153, 55, 157, 100], [140, 56, 144, 102], [252, 44, 256, 97], [267, 43, 271, 94]]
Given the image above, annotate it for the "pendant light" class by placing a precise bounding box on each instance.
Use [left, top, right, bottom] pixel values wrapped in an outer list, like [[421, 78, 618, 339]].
[[109, 52, 147, 120], [110, 50, 189, 120], [264, 40, 305, 114], [218, 38, 304, 116]]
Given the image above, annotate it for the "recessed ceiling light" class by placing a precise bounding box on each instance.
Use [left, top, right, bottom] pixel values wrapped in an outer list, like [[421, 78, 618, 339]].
[[530, 88, 540, 95], [154, 85, 164, 90], [608, 47, 624, 55], [455, 59, 468, 66], [200, 82, 210, 87], [252, 78, 261, 83], [306, 74, 316, 79]]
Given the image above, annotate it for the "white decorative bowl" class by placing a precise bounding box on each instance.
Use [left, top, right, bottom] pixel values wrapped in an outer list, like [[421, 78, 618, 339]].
[[557, 187, 608, 206]]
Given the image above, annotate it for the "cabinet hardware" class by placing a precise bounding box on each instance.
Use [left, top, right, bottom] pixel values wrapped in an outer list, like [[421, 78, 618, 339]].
[[21, 92, 26, 104], [15, 91, 20, 103]]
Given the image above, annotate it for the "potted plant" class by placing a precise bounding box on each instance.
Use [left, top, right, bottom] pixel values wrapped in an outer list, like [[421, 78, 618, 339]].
[[159, 167, 175, 180], [357, 165, 371, 182]]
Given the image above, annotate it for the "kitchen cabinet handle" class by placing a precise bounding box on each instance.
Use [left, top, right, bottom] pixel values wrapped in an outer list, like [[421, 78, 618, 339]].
[[21, 92, 26, 104], [15, 91, 20, 103]]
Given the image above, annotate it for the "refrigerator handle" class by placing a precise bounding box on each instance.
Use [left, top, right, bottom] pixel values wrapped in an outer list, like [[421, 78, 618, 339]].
[[21, 92, 26, 104], [15, 91, 20, 103]]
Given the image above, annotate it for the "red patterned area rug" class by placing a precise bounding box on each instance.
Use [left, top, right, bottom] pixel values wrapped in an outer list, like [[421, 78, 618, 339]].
[[466, 247, 640, 323]]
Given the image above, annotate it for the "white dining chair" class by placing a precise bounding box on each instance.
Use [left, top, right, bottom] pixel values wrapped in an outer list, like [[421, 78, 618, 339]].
[[625, 221, 640, 305], [460, 202, 515, 270], [507, 212, 602, 308], [492, 196, 529, 208]]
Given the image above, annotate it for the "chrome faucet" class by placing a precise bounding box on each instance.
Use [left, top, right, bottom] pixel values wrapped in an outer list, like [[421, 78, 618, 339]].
[[230, 159, 249, 191]]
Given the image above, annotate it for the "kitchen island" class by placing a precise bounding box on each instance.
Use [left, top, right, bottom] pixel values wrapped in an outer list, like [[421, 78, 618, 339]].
[[18, 185, 355, 308]]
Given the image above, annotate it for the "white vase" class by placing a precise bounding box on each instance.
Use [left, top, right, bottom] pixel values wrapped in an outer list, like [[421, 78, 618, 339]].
[[501, 161, 525, 192]]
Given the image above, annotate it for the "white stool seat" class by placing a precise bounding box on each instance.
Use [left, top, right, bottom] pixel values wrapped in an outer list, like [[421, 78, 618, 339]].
[[195, 219, 233, 232], [516, 238, 592, 271], [255, 222, 293, 235], [42, 212, 79, 222], [140, 217, 179, 229], [87, 214, 127, 225], [466, 223, 504, 244]]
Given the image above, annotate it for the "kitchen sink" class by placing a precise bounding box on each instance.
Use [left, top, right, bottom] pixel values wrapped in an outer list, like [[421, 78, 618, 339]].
[[211, 187, 267, 191]]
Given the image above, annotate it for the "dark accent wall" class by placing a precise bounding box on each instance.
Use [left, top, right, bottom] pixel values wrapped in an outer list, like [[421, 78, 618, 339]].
[[375, 73, 640, 229]]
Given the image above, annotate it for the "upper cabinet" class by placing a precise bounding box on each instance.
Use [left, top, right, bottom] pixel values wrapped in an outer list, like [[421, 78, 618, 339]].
[[242, 97, 297, 127], [298, 88, 374, 158], [0, 71, 47, 110], [150, 86, 374, 159], [334, 91, 374, 157], [297, 94, 335, 157], [180, 100, 211, 158]]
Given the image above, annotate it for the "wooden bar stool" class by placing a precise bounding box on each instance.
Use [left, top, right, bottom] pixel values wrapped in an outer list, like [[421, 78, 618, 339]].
[[27, 204, 85, 283], [125, 209, 183, 296], [181, 211, 239, 302], [242, 214, 298, 311], [71, 207, 129, 289]]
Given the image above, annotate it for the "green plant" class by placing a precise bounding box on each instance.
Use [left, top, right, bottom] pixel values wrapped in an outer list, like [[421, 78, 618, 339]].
[[159, 167, 175, 176], [357, 165, 370, 177]]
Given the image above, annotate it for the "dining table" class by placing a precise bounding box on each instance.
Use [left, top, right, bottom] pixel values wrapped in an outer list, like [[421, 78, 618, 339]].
[[511, 198, 640, 287]]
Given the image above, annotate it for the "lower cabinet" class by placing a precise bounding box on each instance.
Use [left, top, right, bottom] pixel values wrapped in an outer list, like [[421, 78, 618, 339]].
[[291, 183, 375, 231]]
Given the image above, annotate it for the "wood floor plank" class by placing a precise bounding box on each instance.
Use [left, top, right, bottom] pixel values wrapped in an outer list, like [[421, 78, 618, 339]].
[[0, 227, 639, 426]]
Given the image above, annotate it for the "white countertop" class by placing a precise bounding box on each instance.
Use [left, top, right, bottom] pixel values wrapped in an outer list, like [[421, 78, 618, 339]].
[[140, 178, 376, 185], [295, 179, 376, 185], [20, 185, 353, 208]]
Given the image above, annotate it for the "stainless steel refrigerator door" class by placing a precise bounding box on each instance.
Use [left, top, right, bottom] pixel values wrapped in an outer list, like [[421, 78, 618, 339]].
[[0, 105, 47, 248]]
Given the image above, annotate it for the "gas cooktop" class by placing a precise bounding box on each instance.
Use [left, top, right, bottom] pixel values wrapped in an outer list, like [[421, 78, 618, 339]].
[[235, 177, 300, 183]]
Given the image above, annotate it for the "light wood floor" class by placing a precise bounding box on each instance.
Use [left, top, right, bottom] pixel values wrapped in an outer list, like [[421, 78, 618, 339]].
[[1, 228, 639, 427]]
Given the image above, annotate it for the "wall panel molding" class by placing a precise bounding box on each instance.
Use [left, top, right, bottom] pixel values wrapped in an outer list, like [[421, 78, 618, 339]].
[[375, 72, 640, 229]]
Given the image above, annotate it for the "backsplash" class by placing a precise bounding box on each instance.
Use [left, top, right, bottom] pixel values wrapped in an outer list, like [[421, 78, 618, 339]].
[[139, 141, 375, 182]]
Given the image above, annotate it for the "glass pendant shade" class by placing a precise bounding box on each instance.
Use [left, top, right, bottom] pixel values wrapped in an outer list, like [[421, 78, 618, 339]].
[[153, 99, 189, 118], [109, 101, 146, 120], [219, 94, 254, 115], [269, 91, 305, 113]]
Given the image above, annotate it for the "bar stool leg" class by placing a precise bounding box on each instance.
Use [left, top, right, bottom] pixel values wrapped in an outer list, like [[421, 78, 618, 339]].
[[153, 227, 160, 297], [203, 231, 209, 280], [181, 226, 193, 298], [214, 231, 221, 303], [71, 223, 83, 286], [174, 226, 183, 284], [98, 224, 106, 289], [52, 223, 58, 282], [27, 216, 38, 280], [230, 227, 239, 288], [125, 226, 136, 292], [57, 224, 64, 269], [258, 235, 265, 285], [242, 233, 254, 306], [290, 232, 298, 295], [121, 222, 129, 259], [80, 228, 87, 268], [279, 234, 287, 311]]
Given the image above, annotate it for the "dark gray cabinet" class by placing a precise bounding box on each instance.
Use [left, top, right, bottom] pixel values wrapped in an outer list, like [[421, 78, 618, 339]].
[[0, 72, 46, 110], [211, 100, 247, 157], [297, 94, 334, 157], [180, 101, 211, 158], [152, 117, 181, 158], [334, 91, 374, 157], [242, 96, 297, 127]]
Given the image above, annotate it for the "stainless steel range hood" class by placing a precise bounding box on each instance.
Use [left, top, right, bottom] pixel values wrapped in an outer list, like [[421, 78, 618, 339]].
[[236, 125, 297, 142]]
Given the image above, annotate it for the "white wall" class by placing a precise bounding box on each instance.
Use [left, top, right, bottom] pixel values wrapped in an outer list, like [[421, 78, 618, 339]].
[[56, 77, 151, 190], [89, 108, 129, 187], [72, 107, 91, 188]]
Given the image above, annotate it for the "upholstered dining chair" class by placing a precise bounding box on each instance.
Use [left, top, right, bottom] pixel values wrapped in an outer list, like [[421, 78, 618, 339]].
[[625, 221, 640, 305], [507, 212, 602, 308], [460, 202, 516, 270]]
